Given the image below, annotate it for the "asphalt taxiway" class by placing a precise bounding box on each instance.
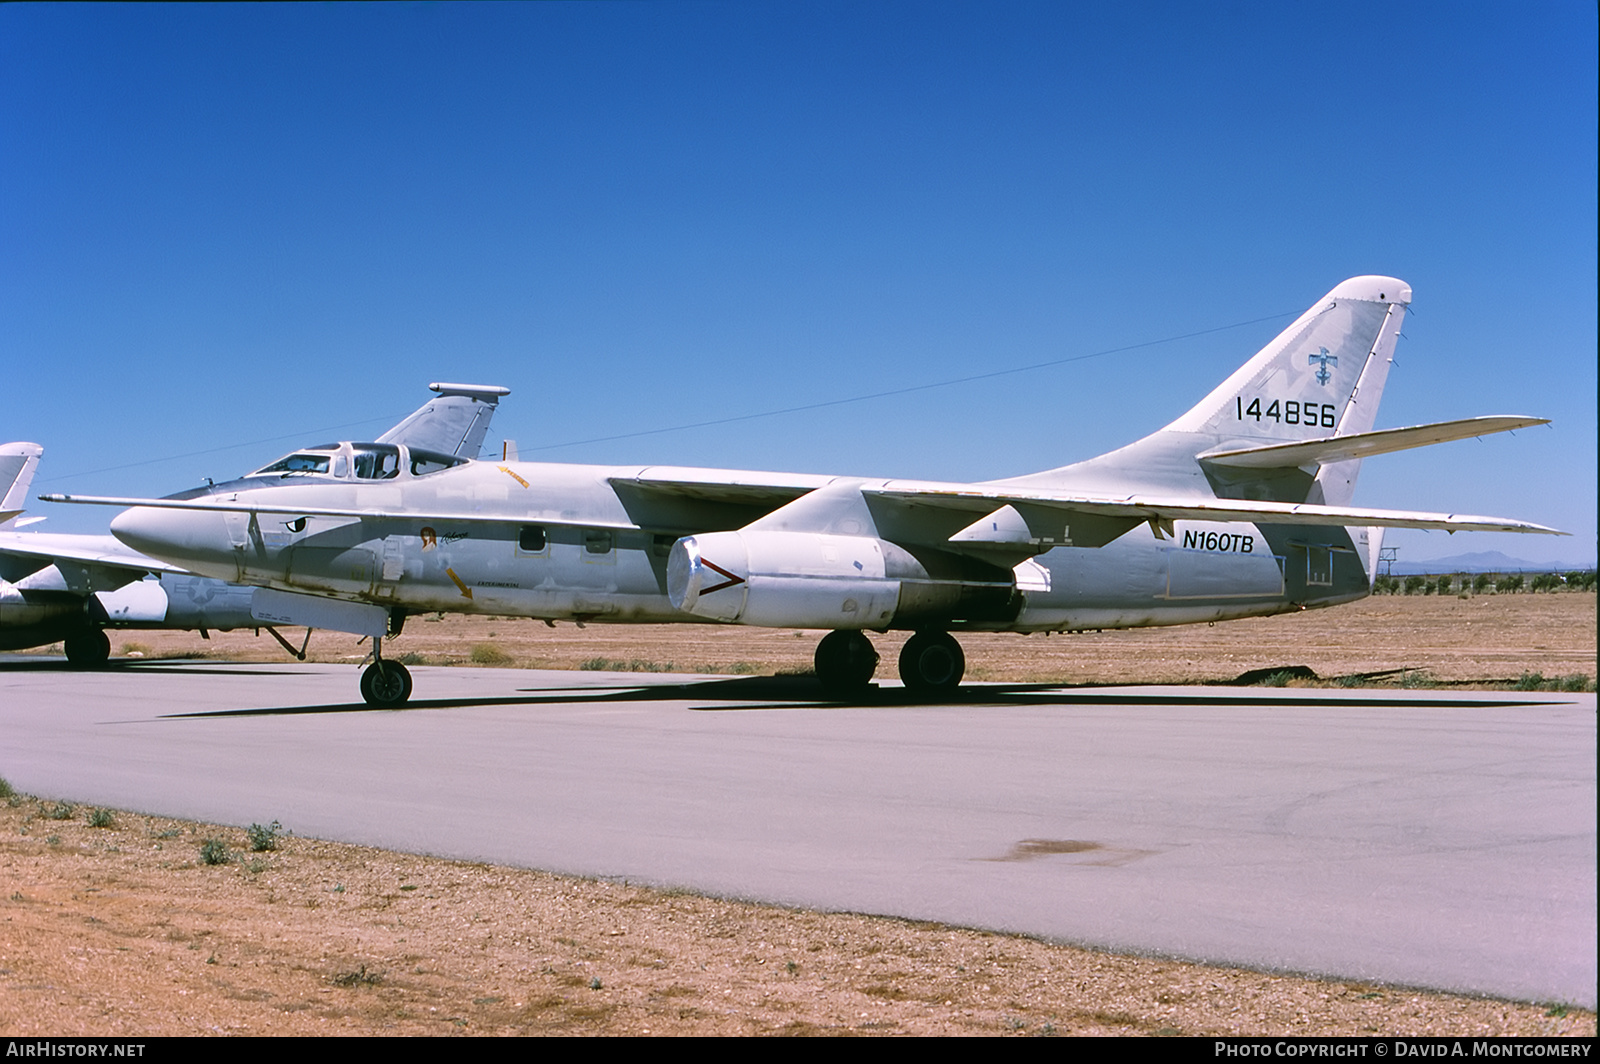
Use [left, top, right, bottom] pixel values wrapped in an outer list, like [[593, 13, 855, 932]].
[[1, 658, 1593, 1007]]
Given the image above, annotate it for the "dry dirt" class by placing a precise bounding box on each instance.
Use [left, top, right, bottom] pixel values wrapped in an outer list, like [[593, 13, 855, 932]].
[[2, 802, 1594, 1038], [3, 593, 1595, 1037]]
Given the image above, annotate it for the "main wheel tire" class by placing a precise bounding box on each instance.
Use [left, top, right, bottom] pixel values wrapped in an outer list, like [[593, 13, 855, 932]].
[[360, 661, 413, 707], [898, 631, 965, 693], [813, 630, 879, 695], [63, 629, 111, 669]]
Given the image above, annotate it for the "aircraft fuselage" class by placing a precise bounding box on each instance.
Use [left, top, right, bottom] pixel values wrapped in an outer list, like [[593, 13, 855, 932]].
[[115, 457, 1369, 634]]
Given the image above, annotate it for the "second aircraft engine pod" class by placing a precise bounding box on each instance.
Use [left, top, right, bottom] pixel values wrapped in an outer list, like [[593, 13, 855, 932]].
[[667, 530, 1018, 630]]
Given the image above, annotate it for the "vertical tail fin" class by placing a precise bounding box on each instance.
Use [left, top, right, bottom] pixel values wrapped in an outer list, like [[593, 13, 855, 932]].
[[1163, 275, 1409, 450], [0, 442, 43, 527], [1008, 276, 1410, 502], [377, 383, 511, 459]]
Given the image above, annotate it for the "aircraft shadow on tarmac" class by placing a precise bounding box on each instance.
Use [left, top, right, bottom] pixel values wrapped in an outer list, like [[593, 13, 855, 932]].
[[126, 669, 1557, 719], [0, 658, 312, 678]]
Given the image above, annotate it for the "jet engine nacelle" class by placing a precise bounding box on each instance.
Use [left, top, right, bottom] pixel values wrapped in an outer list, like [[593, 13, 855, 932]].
[[667, 530, 1018, 630], [0, 584, 87, 649]]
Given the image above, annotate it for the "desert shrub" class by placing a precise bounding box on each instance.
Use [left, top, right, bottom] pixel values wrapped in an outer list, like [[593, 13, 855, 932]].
[[1403, 575, 1427, 595], [199, 838, 231, 866], [332, 965, 383, 987], [1473, 573, 1493, 593], [247, 820, 283, 852], [45, 801, 75, 821], [87, 808, 116, 829], [1566, 571, 1596, 592], [1530, 573, 1563, 592], [0, 777, 13, 800], [579, 657, 675, 672], [1434, 575, 1454, 595], [1495, 574, 1524, 593], [470, 643, 512, 665]]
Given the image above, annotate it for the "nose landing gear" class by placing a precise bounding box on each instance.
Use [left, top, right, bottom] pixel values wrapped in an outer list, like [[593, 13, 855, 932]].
[[359, 634, 412, 707]]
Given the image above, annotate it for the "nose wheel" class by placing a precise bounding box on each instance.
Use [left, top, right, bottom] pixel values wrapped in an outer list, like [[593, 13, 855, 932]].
[[813, 630, 879, 695], [898, 631, 965, 693], [360, 660, 413, 707]]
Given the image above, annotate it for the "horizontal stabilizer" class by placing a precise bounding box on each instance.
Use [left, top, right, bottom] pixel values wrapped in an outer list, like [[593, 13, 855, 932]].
[[1197, 416, 1550, 469]]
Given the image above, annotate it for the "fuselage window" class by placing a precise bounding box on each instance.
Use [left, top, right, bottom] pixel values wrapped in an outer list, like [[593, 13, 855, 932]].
[[352, 445, 401, 480], [519, 526, 547, 552], [1305, 545, 1333, 586], [584, 530, 613, 554], [410, 448, 467, 477]]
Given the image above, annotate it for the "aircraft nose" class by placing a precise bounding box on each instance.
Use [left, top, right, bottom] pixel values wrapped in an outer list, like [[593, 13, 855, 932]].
[[111, 506, 240, 581]]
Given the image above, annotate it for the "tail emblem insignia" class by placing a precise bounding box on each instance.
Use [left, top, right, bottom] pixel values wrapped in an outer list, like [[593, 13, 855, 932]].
[[1309, 347, 1338, 386]]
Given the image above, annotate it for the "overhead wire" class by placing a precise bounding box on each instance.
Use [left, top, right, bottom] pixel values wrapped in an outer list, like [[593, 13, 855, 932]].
[[41, 309, 1296, 481]]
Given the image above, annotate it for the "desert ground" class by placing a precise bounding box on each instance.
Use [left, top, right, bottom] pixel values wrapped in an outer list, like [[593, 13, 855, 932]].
[[3, 592, 1594, 1037]]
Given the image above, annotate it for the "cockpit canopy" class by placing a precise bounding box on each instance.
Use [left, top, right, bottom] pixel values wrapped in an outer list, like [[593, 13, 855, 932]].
[[250, 443, 469, 481]]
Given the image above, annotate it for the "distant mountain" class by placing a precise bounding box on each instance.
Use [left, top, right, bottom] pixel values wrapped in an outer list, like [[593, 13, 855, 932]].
[[1385, 550, 1596, 575]]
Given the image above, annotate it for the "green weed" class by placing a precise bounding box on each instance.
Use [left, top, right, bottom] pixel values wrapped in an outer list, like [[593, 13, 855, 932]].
[[246, 820, 283, 852], [199, 838, 231, 866], [87, 808, 116, 829]]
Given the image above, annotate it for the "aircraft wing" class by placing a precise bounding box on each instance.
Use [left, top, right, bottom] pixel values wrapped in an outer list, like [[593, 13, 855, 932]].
[[45, 483, 1564, 542], [0, 530, 188, 574], [1195, 416, 1550, 469], [862, 485, 1564, 541]]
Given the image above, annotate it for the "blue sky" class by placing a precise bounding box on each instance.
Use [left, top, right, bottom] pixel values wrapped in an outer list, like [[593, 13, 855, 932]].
[[3, 2, 1594, 565]]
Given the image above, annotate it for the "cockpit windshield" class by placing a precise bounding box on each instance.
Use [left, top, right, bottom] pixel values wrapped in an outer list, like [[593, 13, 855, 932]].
[[247, 442, 468, 482], [256, 452, 333, 476]]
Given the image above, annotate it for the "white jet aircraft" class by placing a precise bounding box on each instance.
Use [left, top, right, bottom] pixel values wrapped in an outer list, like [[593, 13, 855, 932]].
[[4, 383, 507, 664], [49, 277, 1561, 705]]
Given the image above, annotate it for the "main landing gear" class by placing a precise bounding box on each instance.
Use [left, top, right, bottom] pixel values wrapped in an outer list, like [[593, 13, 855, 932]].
[[812, 629, 967, 697], [360, 634, 412, 707], [63, 628, 111, 669]]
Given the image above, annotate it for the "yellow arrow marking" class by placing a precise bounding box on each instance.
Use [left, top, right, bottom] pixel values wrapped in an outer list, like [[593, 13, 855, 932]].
[[445, 567, 473, 599], [498, 465, 530, 488]]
